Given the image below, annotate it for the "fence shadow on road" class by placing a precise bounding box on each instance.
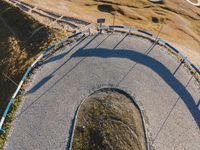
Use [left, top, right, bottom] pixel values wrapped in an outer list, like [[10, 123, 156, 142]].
[[14, 33, 199, 149], [71, 48, 200, 129], [15, 32, 102, 119], [27, 35, 90, 94], [41, 34, 89, 66]]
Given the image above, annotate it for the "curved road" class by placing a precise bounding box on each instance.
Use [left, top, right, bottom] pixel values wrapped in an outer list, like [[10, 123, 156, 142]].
[[5, 32, 200, 150]]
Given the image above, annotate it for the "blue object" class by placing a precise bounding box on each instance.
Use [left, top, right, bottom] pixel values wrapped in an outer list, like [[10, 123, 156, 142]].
[[0, 128, 5, 134], [138, 29, 153, 37], [109, 26, 124, 29]]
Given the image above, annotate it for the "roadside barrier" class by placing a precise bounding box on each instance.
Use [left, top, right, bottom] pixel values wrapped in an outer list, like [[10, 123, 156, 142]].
[[0, 25, 199, 136], [0, 29, 90, 134], [98, 25, 200, 76]]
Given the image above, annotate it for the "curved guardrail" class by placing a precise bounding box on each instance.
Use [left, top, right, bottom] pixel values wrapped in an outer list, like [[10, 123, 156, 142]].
[[0, 29, 90, 134], [98, 25, 200, 76], [0, 24, 199, 136]]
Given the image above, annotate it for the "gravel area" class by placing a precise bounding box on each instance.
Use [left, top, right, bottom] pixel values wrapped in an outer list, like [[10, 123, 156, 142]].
[[5, 32, 200, 150]]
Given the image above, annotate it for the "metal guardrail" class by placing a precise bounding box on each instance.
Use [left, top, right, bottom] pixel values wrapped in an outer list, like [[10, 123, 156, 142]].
[[98, 25, 200, 76], [0, 29, 90, 134], [0, 24, 199, 136]]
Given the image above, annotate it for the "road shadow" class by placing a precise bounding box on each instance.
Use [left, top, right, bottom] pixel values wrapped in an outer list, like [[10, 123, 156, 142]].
[[14, 33, 199, 149], [28, 74, 53, 94], [25, 33, 199, 129], [16, 33, 102, 119], [71, 48, 200, 128], [41, 35, 89, 66], [27, 35, 90, 94]]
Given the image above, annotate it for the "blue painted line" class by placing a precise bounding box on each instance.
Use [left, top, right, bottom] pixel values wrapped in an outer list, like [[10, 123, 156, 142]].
[[191, 64, 200, 74], [165, 43, 179, 53], [45, 45, 55, 52], [177, 52, 187, 61], [101, 25, 200, 76], [138, 29, 153, 37], [69, 32, 82, 39], [109, 26, 124, 29], [0, 29, 90, 132], [22, 67, 32, 81], [105, 25, 200, 76], [101, 26, 200, 75], [3, 97, 15, 118]]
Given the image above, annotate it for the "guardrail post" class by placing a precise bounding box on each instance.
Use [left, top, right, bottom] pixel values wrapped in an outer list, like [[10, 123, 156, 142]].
[[128, 29, 131, 35], [97, 18, 105, 34]]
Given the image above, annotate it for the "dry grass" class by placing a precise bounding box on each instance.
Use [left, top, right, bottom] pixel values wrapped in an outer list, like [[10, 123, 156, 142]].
[[0, 96, 23, 148], [0, 2, 36, 116], [0, 0, 69, 120], [0, 0, 73, 148], [21, 0, 200, 68], [72, 89, 146, 150]]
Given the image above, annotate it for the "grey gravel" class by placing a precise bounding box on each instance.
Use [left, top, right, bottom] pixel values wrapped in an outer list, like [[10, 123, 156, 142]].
[[5, 32, 200, 150]]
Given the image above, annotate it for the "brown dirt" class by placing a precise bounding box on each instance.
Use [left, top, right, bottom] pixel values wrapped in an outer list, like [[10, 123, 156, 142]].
[[20, 0, 200, 68], [72, 89, 146, 150]]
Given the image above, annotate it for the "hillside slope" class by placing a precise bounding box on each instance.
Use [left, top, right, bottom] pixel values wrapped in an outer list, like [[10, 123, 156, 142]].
[[21, 0, 200, 68], [0, 0, 63, 117]]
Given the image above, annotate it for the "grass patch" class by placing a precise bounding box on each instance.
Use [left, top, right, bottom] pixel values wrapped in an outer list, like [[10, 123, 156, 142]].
[[0, 1, 71, 147], [72, 89, 146, 150], [0, 95, 23, 148], [0, 0, 69, 118]]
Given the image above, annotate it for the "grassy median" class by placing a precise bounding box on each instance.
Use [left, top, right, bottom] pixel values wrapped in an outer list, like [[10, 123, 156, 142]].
[[72, 89, 147, 150]]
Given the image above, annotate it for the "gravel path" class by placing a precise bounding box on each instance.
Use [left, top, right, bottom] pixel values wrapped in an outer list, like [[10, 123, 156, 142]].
[[5, 32, 200, 150]]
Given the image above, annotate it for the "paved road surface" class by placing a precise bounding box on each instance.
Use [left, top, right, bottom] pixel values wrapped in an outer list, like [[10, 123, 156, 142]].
[[5, 32, 200, 150]]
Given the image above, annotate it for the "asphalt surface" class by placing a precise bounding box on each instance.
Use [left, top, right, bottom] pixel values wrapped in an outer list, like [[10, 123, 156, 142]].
[[5, 32, 200, 150]]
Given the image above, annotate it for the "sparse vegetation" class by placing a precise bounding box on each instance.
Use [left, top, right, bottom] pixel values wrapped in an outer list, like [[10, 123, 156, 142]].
[[0, 95, 23, 148], [21, 0, 200, 68], [72, 89, 146, 150], [0, 0, 68, 117], [0, 0, 70, 147]]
